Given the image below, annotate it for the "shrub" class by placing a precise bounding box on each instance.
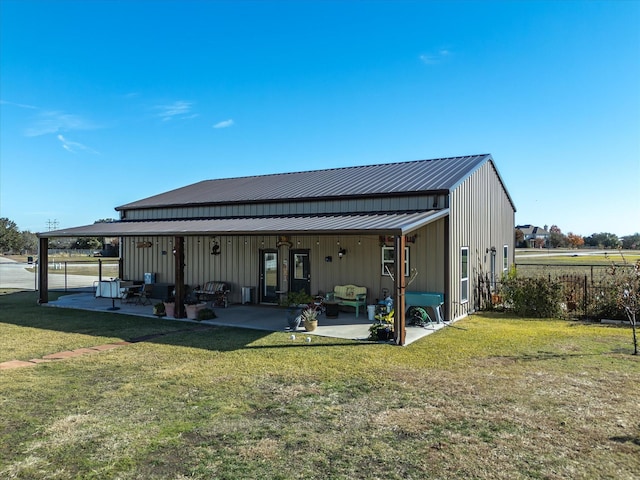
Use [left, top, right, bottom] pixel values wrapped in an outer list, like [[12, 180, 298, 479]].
[[196, 308, 217, 321], [501, 273, 563, 318]]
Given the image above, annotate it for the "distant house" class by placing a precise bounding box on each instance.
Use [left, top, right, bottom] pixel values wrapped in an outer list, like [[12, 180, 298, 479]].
[[516, 224, 550, 248], [38, 154, 515, 345]]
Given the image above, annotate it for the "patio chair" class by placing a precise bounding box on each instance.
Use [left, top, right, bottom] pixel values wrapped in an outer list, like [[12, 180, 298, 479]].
[[133, 284, 153, 306]]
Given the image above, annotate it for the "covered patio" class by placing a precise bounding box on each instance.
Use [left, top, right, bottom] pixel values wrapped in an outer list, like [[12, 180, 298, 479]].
[[44, 292, 447, 346]]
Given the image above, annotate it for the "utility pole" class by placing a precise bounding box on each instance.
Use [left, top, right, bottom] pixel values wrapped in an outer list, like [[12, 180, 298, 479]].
[[46, 219, 59, 231]]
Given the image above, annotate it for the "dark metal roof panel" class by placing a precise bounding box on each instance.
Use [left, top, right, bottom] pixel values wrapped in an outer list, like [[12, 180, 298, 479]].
[[41, 210, 449, 238], [117, 155, 490, 210]]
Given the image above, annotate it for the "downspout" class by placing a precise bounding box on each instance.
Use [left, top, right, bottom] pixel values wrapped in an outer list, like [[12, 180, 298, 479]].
[[393, 234, 406, 346], [38, 236, 49, 304]]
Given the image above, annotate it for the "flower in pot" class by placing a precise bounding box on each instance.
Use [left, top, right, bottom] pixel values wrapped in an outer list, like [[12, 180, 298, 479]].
[[153, 302, 166, 317], [301, 307, 319, 332], [368, 321, 394, 341]]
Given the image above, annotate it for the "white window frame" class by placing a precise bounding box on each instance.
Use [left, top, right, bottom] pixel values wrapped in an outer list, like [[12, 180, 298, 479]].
[[503, 245, 509, 272], [381, 246, 410, 277], [461, 247, 469, 303]]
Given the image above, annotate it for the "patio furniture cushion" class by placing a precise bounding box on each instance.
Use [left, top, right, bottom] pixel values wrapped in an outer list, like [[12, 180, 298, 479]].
[[333, 284, 367, 317]]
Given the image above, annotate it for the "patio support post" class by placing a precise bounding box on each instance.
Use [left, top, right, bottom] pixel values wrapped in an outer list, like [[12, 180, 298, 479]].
[[393, 234, 406, 346], [38, 236, 49, 304], [174, 236, 186, 318]]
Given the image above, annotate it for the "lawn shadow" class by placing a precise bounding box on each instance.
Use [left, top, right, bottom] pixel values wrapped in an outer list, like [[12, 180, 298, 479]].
[[1, 291, 369, 354]]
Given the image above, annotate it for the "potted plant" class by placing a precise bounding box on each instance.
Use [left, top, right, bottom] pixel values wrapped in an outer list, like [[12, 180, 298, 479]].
[[368, 321, 394, 341], [152, 302, 165, 317], [301, 307, 319, 332], [286, 307, 303, 330], [185, 300, 208, 320], [163, 297, 175, 317], [281, 289, 314, 308]]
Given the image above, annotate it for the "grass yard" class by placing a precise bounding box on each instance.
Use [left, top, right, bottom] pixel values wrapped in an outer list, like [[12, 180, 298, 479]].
[[514, 249, 640, 280], [1, 292, 639, 479]]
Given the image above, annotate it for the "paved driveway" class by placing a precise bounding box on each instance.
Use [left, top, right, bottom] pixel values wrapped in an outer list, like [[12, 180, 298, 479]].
[[0, 256, 97, 291]]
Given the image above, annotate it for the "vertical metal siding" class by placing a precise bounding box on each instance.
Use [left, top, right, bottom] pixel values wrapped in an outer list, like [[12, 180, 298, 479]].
[[448, 161, 515, 320], [121, 219, 448, 306]]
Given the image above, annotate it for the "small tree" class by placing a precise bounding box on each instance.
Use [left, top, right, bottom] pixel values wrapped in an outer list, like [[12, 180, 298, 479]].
[[567, 232, 584, 249], [607, 260, 639, 355]]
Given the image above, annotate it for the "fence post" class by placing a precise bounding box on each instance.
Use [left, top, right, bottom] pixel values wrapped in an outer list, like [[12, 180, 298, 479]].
[[583, 274, 588, 316]]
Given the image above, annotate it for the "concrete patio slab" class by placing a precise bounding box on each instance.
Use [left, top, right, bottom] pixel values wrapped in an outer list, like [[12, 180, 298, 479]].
[[44, 292, 446, 346]]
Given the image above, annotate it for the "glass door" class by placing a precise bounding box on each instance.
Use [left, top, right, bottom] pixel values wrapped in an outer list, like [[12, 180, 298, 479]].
[[290, 250, 310, 296], [260, 250, 279, 303]]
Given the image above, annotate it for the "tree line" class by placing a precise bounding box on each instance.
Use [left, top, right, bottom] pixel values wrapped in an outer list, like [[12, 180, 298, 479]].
[[516, 225, 640, 249]]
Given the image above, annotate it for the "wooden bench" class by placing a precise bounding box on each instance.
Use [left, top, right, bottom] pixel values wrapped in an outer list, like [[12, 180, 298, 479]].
[[194, 281, 230, 308], [333, 284, 367, 317]]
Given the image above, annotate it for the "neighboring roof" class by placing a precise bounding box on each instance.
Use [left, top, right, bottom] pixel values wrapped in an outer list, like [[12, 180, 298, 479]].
[[41, 210, 449, 238], [117, 154, 496, 211], [516, 225, 550, 236]]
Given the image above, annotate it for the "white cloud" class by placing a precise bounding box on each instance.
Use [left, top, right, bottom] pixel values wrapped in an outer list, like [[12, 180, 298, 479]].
[[156, 100, 195, 121], [57, 134, 98, 154], [24, 111, 97, 137], [419, 49, 451, 65], [213, 119, 234, 129], [0, 99, 37, 109]]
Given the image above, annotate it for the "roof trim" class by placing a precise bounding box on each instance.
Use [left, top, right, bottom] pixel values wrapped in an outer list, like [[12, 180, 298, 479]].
[[448, 154, 517, 212], [39, 210, 449, 238]]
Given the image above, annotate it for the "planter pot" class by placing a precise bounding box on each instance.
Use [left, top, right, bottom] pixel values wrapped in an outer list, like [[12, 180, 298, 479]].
[[186, 303, 207, 320], [377, 328, 392, 341], [304, 319, 318, 332], [164, 302, 175, 317], [287, 308, 302, 330]]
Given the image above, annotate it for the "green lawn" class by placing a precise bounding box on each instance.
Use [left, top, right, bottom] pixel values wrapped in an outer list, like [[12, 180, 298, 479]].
[[1, 291, 639, 479]]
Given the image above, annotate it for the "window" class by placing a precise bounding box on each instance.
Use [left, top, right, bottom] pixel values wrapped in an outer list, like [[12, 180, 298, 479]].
[[381, 246, 410, 276], [461, 247, 469, 303], [503, 245, 508, 272]]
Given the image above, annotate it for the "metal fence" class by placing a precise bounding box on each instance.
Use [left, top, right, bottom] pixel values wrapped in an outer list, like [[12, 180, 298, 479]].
[[477, 263, 634, 320], [0, 259, 120, 292]]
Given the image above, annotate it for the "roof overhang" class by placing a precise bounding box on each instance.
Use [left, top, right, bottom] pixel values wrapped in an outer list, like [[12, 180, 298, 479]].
[[39, 210, 449, 238]]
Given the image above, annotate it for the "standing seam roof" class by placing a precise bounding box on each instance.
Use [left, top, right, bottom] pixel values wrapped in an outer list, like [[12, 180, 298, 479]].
[[117, 154, 491, 210]]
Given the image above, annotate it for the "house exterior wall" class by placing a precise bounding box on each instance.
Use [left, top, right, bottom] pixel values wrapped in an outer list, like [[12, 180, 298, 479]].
[[121, 194, 448, 221], [120, 219, 447, 305], [116, 157, 513, 321], [448, 161, 515, 320]]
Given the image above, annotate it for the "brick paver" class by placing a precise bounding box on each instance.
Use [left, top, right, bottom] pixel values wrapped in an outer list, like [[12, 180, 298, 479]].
[[0, 328, 209, 370], [0, 343, 131, 370]]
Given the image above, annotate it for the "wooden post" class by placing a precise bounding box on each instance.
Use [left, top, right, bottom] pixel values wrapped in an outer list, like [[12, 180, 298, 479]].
[[38, 236, 48, 304], [174, 236, 186, 318], [393, 234, 406, 346]]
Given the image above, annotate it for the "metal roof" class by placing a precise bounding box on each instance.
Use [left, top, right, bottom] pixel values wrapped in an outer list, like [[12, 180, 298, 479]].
[[117, 154, 492, 210], [42, 210, 449, 238]]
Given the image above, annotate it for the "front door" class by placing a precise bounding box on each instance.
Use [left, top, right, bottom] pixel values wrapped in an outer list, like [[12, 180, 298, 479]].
[[290, 249, 311, 296], [260, 250, 279, 303]]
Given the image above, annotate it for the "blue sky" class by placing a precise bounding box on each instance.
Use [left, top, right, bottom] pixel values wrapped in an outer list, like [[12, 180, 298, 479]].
[[1, 0, 638, 237]]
